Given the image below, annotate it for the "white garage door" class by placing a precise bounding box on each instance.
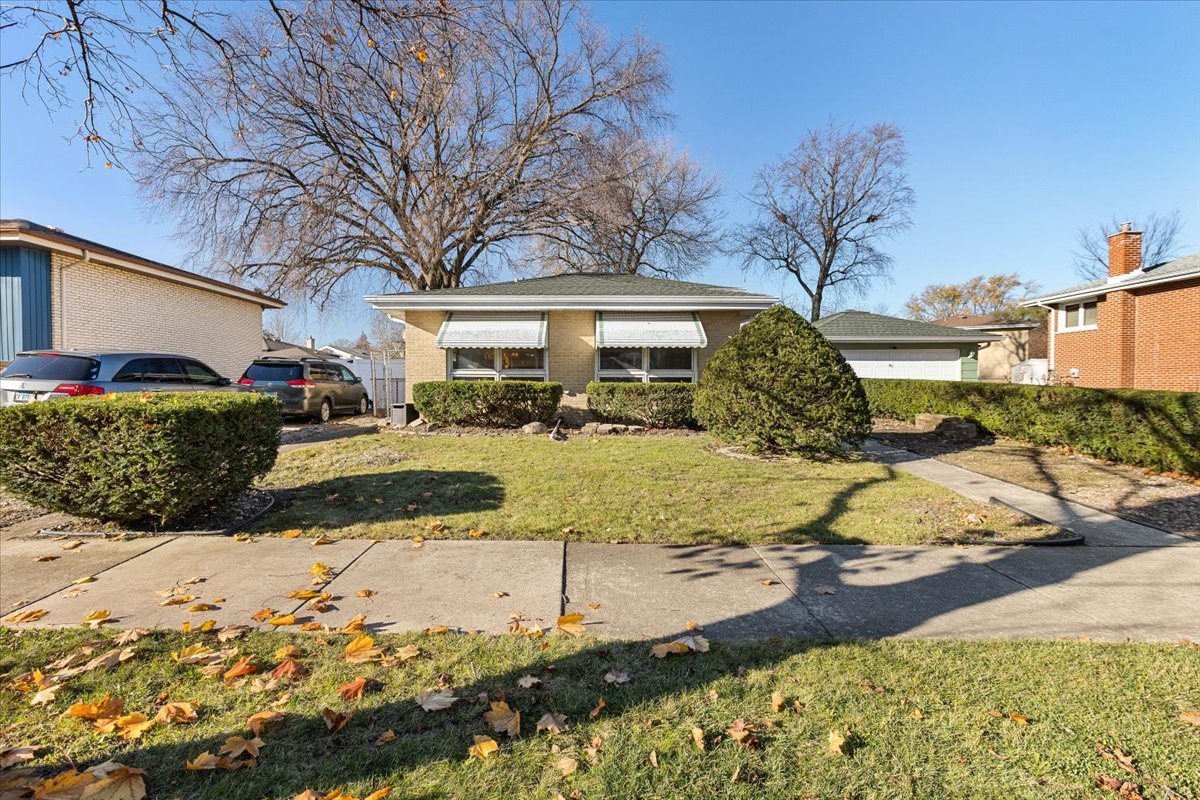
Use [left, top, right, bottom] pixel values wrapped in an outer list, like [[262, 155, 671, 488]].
[[840, 349, 961, 380]]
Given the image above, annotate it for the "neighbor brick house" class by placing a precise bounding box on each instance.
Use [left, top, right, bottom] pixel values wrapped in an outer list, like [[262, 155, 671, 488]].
[[0, 219, 284, 377], [365, 273, 778, 411], [1022, 224, 1200, 392]]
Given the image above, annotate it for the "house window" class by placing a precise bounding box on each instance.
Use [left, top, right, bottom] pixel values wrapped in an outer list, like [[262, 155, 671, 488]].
[[1059, 301, 1098, 330], [448, 348, 546, 381], [596, 347, 696, 383]]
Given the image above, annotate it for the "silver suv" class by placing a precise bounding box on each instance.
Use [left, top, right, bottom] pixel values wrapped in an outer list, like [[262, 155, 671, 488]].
[[238, 358, 369, 422], [0, 351, 245, 406]]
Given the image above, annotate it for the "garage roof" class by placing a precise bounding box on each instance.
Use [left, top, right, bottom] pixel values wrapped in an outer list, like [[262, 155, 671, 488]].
[[813, 311, 1003, 343]]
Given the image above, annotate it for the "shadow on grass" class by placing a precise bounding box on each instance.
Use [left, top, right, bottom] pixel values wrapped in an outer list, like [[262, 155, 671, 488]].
[[259, 470, 506, 533]]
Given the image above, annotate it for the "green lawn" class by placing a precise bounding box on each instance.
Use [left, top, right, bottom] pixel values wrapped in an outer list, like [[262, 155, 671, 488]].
[[257, 433, 1057, 545], [2, 627, 1197, 799]]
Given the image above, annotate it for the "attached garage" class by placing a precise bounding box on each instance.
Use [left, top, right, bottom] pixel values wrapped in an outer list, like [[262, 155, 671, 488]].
[[813, 311, 1002, 382]]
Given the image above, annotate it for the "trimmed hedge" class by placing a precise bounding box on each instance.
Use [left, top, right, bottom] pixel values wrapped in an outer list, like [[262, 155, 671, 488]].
[[0, 392, 281, 525], [863, 378, 1200, 476], [693, 304, 872, 455], [413, 380, 563, 427], [585, 381, 696, 428]]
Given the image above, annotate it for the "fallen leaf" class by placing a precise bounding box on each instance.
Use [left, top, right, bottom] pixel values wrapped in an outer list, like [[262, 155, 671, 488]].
[[114, 712, 155, 740], [233, 533, 252, 542], [649, 749, 658, 767], [217, 625, 250, 642], [160, 595, 196, 606], [268, 614, 296, 627], [220, 735, 263, 759], [589, 698, 606, 720], [492, 591, 509, 598], [536, 712, 568, 734], [61, 540, 83, 550], [271, 657, 306, 680], [814, 585, 837, 595], [357, 589, 377, 598], [1094, 775, 1146, 800], [83, 609, 111, 628], [585, 601, 601, 610], [345, 634, 383, 663], [392, 644, 421, 663], [0, 745, 39, 769], [363, 790, 393, 800], [4, 608, 48, 623], [468, 528, 485, 538], [375, 729, 397, 745], [322, 708, 352, 733], [310, 562, 332, 581], [468, 735, 498, 760], [555, 755, 578, 776], [604, 669, 630, 685], [424, 625, 449, 636], [223, 656, 259, 683], [1096, 742, 1137, 773], [34, 555, 59, 562], [771, 691, 785, 712], [483, 700, 521, 737], [517, 675, 542, 689], [338, 676, 369, 701], [829, 728, 849, 755], [312, 536, 334, 546], [691, 727, 706, 750], [287, 589, 321, 600], [1008, 712, 1029, 726], [1178, 710, 1200, 727], [73, 575, 97, 585], [186, 751, 220, 770], [556, 613, 586, 637], [415, 689, 458, 712], [341, 614, 368, 634], [81, 763, 147, 798], [281, 529, 302, 538], [155, 702, 198, 724], [65, 695, 125, 720], [188, 603, 218, 612], [650, 635, 708, 658], [251, 608, 276, 622], [247, 710, 284, 735]]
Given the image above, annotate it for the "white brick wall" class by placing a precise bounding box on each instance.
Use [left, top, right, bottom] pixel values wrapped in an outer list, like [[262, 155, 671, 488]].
[[50, 253, 267, 378]]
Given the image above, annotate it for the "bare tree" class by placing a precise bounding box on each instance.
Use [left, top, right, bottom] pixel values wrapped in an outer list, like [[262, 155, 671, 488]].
[[524, 133, 722, 278], [1072, 211, 1184, 280], [135, 0, 667, 301], [731, 122, 914, 321], [903, 273, 1041, 321], [0, 0, 236, 167]]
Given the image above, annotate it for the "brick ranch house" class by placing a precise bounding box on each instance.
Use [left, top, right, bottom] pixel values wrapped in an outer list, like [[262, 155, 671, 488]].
[[1021, 224, 1200, 392], [0, 219, 284, 377], [365, 273, 778, 414]]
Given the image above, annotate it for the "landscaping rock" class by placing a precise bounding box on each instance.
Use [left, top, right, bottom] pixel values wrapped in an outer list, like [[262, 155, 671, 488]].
[[407, 418, 427, 429], [597, 423, 628, 435], [522, 421, 548, 435], [580, 422, 602, 435], [914, 413, 977, 440]]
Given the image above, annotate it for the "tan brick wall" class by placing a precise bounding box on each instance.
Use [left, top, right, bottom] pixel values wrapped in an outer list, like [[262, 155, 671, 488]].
[[1051, 278, 1200, 392], [696, 310, 751, 375], [49, 253, 266, 378], [547, 310, 595, 406], [400, 310, 447, 404]]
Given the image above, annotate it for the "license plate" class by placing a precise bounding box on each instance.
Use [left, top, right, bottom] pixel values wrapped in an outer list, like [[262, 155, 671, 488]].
[[13, 392, 34, 403], [263, 392, 278, 398]]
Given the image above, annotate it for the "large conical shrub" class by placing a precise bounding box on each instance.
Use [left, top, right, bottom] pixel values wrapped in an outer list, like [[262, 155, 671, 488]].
[[693, 305, 871, 455]]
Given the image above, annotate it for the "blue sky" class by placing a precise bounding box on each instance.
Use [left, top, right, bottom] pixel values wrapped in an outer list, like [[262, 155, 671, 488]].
[[2, 0, 1197, 343]]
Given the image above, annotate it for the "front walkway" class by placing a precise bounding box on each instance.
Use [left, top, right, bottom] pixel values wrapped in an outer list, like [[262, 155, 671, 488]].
[[5, 438, 1196, 643]]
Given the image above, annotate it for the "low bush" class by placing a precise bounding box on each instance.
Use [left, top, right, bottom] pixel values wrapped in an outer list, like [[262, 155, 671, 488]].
[[693, 304, 872, 455], [585, 381, 696, 428], [413, 380, 563, 427], [0, 392, 280, 524], [863, 378, 1200, 475]]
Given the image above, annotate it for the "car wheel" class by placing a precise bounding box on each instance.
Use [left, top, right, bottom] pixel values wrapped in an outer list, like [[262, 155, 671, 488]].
[[358, 396, 369, 416], [317, 398, 332, 423]]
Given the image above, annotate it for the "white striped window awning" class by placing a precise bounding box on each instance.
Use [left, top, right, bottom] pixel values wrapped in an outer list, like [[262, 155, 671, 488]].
[[595, 311, 708, 349], [435, 312, 548, 349]]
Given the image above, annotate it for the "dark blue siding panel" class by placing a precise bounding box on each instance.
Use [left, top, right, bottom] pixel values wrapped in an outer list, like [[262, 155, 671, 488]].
[[0, 247, 53, 361]]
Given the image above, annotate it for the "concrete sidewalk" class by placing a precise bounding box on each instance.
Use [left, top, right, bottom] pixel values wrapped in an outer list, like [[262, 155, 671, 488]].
[[4, 535, 1197, 642]]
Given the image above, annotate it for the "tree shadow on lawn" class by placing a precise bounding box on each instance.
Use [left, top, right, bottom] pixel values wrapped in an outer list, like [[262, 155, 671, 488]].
[[259, 470, 506, 534], [27, 480, 1189, 797]]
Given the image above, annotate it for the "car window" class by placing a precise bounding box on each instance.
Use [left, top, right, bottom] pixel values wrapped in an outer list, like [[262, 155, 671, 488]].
[[1, 354, 99, 381], [114, 357, 184, 383], [338, 366, 357, 382], [310, 364, 337, 381], [244, 363, 303, 382], [179, 359, 223, 385]]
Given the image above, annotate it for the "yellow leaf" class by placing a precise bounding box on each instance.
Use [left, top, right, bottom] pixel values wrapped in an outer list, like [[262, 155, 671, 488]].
[[357, 588, 377, 598], [281, 529, 302, 538], [310, 562, 332, 580], [287, 589, 321, 600], [78, 763, 146, 798], [247, 710, 285, 735], [188, 603, 218, 612], [483, 701, 521, 737], [363, 790, 392, 800], [556, 613, 586, 637], [424, 625, 449, 636], [341, 613, 368, 634], [345, 634, 382, 663], [83, 609, 111, 628], [468, 528, 485, 538], [155, 701, 198, 724], [268, 614, 296, 627], [771, 691, 785, 713], [312, 536, 334, 546], [555, 755, 578, 776], [186, 751, 220, 770], [251, 608, 276, 622], [1008, 712, 1029, 726], [691, 727, 706, 750], [468, 734, 497, 760], [829, 728, 848, 755], [375, 729, 397, 745], [73, 575, 97, 584], [198, 619, 216, 632], [66, 694, 125, 720], [589, 698, 605, 720], [4, 608, 48, 623], [219, 735, 263, 759], [114, 712, 155, 740], [160, 595, 196, 606], [1180, 710, 1200, 727]]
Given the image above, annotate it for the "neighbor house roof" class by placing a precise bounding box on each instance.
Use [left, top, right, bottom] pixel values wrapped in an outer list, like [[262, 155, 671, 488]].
[[930, 313, 1039, 330], [262, 337, 325, 359], [0, 218, 285, 309], [813, 310, 1003, 343], [365, 273, 779, 312], [1021, 253, 1200, 306]]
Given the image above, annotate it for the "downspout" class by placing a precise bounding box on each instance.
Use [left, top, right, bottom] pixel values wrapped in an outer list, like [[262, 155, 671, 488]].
[[1030, 302, 1055, 378]]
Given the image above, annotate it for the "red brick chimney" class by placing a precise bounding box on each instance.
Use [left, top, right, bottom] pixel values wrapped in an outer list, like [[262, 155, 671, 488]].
[[1107, 222, 1143, 278]]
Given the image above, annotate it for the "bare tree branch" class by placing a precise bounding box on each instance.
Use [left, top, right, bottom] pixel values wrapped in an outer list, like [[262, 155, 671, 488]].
[[1072, 210, 1185, 280], [729, 121, 914, 321]]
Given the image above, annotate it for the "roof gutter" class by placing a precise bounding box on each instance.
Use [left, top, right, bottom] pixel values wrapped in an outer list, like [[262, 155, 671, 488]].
[[363, 294, 779, 312], [1021, 269, 1200, 306], [821, 334, 1003, 343], [0, 229, 286, 309]]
